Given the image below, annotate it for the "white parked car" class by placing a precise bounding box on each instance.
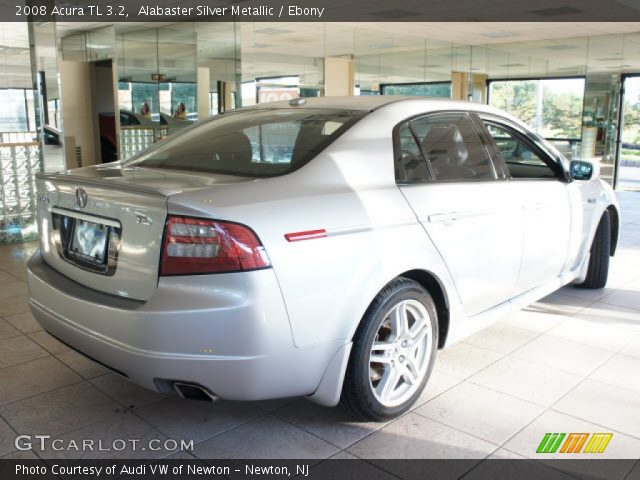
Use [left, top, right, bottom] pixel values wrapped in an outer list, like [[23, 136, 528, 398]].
[[28, 97, 619, 420]]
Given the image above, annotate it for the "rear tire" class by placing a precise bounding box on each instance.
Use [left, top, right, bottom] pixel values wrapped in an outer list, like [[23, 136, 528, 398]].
[[576, 210, 611, 289], [340, 278, 438, 421]]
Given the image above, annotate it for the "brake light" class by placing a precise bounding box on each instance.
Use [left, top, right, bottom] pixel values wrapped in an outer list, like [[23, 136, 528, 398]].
[[161, 215, 270, 275]]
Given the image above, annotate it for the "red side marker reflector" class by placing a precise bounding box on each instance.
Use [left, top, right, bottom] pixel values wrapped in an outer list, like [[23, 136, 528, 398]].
[[284, 229, 327, 242]]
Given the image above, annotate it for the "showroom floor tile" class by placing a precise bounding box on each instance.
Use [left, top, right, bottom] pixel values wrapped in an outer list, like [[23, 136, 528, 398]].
[[347, 412, 497, 459], [0, 381, 121, 436], [511, 334, 614, 376], [461, 323, 539, 354], [33, 413, 169, 460], [135, 396, 263, 445], [0, 191, 639, 460], [414, 381, 545, 445], [192, 415, 339, 459], [467, 356, 583, 407], [0, 356, 81, 406], [553, 379, 640, 438], [273, 398, 389, 450]]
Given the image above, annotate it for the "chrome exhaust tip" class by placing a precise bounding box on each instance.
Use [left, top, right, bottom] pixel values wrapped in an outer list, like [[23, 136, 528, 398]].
[[173, 382, 218, 402]]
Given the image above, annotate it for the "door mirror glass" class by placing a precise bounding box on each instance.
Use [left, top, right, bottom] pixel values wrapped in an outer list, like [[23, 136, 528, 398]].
[[570, 160, 593, 181]]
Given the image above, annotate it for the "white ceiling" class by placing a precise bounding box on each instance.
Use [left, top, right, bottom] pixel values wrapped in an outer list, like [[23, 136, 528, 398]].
[[239, 22, 640, 84], [3, 21, 640, 89]]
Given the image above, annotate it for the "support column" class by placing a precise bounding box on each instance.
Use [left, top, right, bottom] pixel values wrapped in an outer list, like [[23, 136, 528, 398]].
[[217, 81, 233, 113], [451, 72, 488, 103], [451, 72, 468, 101], [197, 67, 211, 119], [470, 73, 488, 104], [60, 60, 98, 168], [324, 57, 354, 97]]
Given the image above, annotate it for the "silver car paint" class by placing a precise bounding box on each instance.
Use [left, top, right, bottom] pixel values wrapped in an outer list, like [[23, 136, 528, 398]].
[[28, 97, 619, 406]]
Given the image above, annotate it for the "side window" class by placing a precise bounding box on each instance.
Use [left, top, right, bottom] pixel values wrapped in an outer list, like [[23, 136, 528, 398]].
[[395, 123, 429, 183], [409, 113, 495, 181], [483, 122, 560, 179]]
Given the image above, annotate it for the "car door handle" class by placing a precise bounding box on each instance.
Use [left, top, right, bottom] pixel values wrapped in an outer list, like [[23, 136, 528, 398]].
[[428, 213, 457, 225], [587, 198, 596, 204], [427, 210, 494, 224]]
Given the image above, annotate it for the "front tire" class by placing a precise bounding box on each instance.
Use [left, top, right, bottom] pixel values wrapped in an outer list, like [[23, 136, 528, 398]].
[[576, 210, 611, 289], [340, 278, 438, 421]]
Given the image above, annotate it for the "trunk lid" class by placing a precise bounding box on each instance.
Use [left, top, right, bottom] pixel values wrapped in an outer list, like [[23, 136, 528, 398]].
[[35, 163, 251, 301]]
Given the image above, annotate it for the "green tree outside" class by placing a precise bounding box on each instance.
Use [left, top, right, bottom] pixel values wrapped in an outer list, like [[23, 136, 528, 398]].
[[489, 80, 583, 139]]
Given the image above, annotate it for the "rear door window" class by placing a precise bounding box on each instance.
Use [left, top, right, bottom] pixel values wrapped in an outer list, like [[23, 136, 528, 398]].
[[408, 112, 497, 182]]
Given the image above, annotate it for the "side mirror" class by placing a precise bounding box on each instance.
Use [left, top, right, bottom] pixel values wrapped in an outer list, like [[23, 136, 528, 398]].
[[570, 160, 593, 181]]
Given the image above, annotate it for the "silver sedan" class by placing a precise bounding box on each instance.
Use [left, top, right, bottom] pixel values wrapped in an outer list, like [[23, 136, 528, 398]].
[[27, 97, 619, 420]]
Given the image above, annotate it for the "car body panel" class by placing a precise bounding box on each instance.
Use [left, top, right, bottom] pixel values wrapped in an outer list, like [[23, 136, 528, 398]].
[[400, 181, 524, 316], [513, 180, 572, 294], [27, 251, 339, 400], [36, 174, 167, 300], [28, 96, 620, 405]]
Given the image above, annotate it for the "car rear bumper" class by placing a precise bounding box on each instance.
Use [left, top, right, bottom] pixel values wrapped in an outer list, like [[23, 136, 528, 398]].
[[27, 251, 338, 401]]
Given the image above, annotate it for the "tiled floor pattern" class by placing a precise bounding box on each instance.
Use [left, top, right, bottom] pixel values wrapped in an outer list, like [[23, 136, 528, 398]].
[[0, 192, 639, 478]]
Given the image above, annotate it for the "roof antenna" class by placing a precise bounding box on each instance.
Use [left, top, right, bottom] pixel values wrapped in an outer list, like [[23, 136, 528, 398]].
[[289, 98, 307, 107]]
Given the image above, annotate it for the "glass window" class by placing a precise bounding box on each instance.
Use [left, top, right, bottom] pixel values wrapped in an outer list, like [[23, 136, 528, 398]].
[[131, 82, 159, 117], [256, 76, 300, 104], [117, 82, 133, 112], [382, 82, 451, 98], [409, 113, 495, 181], [0, 89, 30, 132], [169, 83, 196, 118], [127, 109, 364, 177], [488, 78, 585, 140], [241, 82, 257, 107], [47, 99, 61, 129], [484, 122, 559, 179], [395, 124, 429, 183]]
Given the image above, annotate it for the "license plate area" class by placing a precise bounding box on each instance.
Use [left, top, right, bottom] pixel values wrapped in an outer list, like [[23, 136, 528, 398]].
[[51, 208, 122, 276], [68, 219, 109, 267]]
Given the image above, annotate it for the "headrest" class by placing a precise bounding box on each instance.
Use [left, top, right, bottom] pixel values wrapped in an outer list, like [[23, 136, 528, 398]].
[[422, 125, 468, 166], [212, 131, 253, 164]]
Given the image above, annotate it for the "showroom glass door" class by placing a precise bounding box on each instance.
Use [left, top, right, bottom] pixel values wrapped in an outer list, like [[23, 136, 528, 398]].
[[617, 75, 640, 191]]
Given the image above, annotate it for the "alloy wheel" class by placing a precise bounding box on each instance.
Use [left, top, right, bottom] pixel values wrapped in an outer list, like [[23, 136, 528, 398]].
[[368, 299, 433, 407]]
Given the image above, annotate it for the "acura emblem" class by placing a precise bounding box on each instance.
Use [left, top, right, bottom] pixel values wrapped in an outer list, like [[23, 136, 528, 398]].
[[75, 187, 88, 208]]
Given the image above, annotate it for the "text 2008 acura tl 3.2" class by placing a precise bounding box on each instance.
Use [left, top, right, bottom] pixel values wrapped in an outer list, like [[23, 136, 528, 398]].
[[28, 97, 619, 420]]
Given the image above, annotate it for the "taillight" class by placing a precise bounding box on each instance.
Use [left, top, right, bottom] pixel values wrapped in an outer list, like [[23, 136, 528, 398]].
[[160, 215, 270, 275]]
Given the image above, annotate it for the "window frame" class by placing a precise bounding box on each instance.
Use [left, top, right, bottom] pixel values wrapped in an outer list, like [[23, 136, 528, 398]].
[[392, 110, 501, 185], [477, 113, 569, 183], [393, 122, 432, 184]]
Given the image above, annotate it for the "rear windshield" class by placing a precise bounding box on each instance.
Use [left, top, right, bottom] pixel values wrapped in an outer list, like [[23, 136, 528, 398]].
[[126, 108, 365, 177]]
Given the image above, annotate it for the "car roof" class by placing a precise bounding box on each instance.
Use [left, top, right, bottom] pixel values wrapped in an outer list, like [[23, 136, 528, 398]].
[[219, 96, 533, 135], [240, 96, 523, 121]]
